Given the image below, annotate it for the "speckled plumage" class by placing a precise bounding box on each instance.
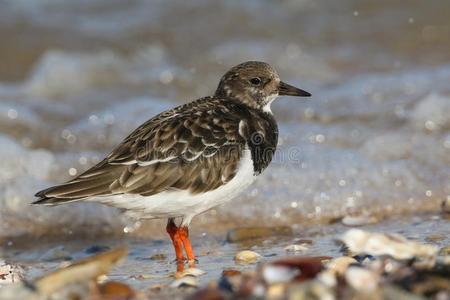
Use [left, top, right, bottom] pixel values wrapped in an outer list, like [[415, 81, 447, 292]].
[[34, 61, 310, 225]]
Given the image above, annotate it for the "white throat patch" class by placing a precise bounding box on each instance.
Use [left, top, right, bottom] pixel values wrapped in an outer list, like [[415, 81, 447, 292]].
[[262, 93, 279, 113]]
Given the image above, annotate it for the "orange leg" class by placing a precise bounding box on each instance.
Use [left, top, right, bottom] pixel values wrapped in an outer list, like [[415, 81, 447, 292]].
[[166, 219, 197, 268], [179, 226, 196, 265], [166, 219, 186, 262]]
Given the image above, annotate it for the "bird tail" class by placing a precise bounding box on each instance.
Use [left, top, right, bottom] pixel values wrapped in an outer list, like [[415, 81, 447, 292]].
[[33, 160, 122, 206]]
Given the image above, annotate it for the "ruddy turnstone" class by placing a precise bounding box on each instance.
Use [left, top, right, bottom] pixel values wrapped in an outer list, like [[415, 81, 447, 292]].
[[34, 61, 310, 265]]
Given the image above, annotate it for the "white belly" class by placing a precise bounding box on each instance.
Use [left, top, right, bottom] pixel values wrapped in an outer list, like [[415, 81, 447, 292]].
[[90, 150, 256, 225]]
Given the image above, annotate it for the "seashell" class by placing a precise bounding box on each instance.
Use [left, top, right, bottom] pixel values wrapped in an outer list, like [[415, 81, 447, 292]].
[[234, 250, 261, 264], [317, 270, 337, 287], [345, 266, 379, 292], [266, 283, 286, 299], [339, 229, 438, 261], [262, 264, 300, 284]]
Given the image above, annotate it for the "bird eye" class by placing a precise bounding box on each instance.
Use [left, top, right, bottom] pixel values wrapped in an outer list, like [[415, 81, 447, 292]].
[[249, 77, 262, 85]]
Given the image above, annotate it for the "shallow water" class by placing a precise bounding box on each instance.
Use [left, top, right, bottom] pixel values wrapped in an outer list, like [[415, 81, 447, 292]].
[[0, 0, 449, 240], [2, 213, 449, 293]]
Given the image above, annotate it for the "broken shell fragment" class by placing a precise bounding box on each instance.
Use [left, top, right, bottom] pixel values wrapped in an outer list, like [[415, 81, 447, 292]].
[[0, 260, 24, 285], [327, 256, 358, 276], [284, 244, 309, 252], [170, 275, 198, 288], [0, 246, 128, 300], [345, 266, 379, 292], [176, 267, 206, 278]]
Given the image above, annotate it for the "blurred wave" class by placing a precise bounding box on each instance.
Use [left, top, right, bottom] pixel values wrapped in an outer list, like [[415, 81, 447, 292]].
[[0, 0, 449, 239]]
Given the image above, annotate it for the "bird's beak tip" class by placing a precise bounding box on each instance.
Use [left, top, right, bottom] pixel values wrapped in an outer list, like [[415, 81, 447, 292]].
[[278, 81, 311, 97]]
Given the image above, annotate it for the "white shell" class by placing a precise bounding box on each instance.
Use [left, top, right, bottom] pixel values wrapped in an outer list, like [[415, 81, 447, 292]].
[[339, 229, 438, 260]]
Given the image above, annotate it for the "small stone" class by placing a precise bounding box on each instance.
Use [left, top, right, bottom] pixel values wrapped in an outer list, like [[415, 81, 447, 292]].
[[327, 257, 358, 276], [227, 226, 293, 243], [284, 244, 309, 252], [149, 253, 167, 260], [234, 250, 261, 264], [442, 197, 450, 214], [40, 246, 72, 261], [342, 215, 379, 226], [425, 234, 445, 242], [98, 281, 135, 299], [149, 284, 165, 292], [345, 266, 379, 292], [170, 275, 198, 288]]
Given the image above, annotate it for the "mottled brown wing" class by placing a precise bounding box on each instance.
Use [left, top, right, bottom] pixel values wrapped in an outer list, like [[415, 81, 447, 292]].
[[34, 98, 247, 205]]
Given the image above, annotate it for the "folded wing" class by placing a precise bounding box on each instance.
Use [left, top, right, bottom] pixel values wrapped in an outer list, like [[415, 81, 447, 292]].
[[34, 98, 248, 205]]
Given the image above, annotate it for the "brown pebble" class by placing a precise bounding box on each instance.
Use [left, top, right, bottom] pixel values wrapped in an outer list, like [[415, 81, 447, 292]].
[[149, 284, 165, 292], [98, 281, 135, 299], [222, 269, 242, 277], [227, 226, 293, 243], [269, 256, 325, 281]]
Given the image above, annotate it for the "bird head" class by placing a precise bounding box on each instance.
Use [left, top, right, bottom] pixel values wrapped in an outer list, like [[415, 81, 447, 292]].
[[215, 61, 311, 112]]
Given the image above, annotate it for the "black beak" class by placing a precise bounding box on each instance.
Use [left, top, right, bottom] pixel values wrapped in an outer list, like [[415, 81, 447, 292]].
[[278, 81, 311, 97]]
